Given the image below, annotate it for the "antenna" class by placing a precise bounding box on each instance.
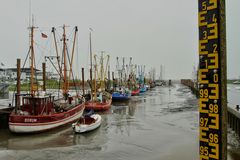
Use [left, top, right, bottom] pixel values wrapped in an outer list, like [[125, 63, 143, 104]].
[[29, 0, 32, 27], [28, 0, 32, 48]]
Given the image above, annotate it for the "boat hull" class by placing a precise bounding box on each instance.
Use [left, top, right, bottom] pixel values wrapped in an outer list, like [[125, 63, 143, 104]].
[[85, 99, 112, 111], [9, 104, 85, 133], [140, 87, 147, 93], [112, 92, 131, 101], [131, 89, 140, 96], [72, 114, 101, 133]]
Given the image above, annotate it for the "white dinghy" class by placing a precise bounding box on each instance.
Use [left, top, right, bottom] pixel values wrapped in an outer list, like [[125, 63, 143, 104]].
[[72, 113, 101, 133]]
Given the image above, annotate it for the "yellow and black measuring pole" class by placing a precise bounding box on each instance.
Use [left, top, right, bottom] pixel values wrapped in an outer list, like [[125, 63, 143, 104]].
[[198, 0, 227, 160]]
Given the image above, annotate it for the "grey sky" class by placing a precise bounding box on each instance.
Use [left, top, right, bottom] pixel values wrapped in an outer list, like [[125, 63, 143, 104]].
[[0, 0, 239, 79]]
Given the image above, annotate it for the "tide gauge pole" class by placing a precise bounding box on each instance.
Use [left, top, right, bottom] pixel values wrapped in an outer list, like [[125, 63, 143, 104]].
[[198, 0, 227, 160]]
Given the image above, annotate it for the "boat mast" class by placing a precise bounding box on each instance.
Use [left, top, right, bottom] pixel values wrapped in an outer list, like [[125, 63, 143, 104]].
[[116, 57, 120, 87], [94, 63, 97, 101], [29, 18, 37, 95], [100, 52, 104, 90], [68, 26, 78, 82], [100, 52, 110, 90], [52, 27, 62, 77], [62, 24, 68, 95], [122, 57, 126, 87], [104, 54, 110, 84], [89, 29, 93, 100]]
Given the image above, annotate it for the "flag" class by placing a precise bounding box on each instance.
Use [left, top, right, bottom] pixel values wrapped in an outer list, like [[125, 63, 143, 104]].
[[41, 33, 48, 38]]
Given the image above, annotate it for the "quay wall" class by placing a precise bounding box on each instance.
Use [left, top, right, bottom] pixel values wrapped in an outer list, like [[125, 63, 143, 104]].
[[180, 79, 198, 97]]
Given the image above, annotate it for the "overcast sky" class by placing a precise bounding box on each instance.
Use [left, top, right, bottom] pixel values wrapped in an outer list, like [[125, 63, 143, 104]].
[[0, 0, 239, 79]]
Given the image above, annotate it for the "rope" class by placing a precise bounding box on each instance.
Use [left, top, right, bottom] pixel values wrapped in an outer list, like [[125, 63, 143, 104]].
[[66, 44, 79, 96]]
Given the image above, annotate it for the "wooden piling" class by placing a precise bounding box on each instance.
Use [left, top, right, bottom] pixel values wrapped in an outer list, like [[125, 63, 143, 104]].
[[42, 62, 46, 91], [219, 1, 227, 159], [82, 67, 85, 96], [16, 59, 21, 113]]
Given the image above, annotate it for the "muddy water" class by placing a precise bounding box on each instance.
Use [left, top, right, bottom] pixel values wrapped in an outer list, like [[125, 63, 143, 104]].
[[0, 83, 239, 160]]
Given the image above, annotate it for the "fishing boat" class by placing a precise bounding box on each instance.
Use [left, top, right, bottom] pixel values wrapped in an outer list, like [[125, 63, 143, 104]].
[[9, 24, 85, 133], [138, 65, 147, 93], [72, 110, 101, 133], [131, 88, 140, 96], [112, 57, 132, 101], [85, 47, 112, 111], [85, 91, 112, 111], [123, 58, 141, 96], [145, 84, 150, 90], [112, 92, 131, 101], [139, 85, 147, 93], [112, 79, 132, 100]]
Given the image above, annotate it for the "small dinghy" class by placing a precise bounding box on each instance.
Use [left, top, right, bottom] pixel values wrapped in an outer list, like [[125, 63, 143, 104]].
[[72, 110, 101, 133]]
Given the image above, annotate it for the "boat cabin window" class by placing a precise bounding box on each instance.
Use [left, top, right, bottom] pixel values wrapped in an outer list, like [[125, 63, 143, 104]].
[[23, 96, 52, 105], [23, 98, 30, 105]]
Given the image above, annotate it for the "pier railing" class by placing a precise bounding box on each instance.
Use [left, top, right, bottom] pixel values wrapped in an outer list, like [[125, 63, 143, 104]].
[[228, 106, 240, 137]]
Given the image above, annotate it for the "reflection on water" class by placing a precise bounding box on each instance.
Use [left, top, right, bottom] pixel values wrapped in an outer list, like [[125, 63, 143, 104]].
[[112, 100, 137, 117], [1, 125, 73, 150], [111, 101, 137, 136]]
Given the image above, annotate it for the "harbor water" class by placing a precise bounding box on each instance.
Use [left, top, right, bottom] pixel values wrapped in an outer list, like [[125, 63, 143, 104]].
[[0, 82, 240, 160]]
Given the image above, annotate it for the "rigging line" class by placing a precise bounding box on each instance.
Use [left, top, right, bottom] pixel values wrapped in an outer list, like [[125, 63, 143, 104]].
[[66, 45, 71, 70], [32, 46, 40, 93], [57, 45, 64, 98], [57, 77, 61, 99], [66, 36, 75, 43], [66, 43, 79, 95], [66, 43, 77, 93], [34, 41, 51, 53], [54, 31, 62, 46], [11, 47, 31, 105], [34, 65, 39, 93], [76, 33, 79, 80], [67, 27, 75, 41], [56, 44, 64, 98], [45, 57, 62, 79], [56, 40, 63, 99], [54, 28, 63, 45], [71, 68, 79, 96], [34, 42, 49, 66]]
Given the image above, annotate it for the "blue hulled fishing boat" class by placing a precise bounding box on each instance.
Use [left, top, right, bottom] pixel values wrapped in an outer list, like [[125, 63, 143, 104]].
[[112, 92, 131, 101]]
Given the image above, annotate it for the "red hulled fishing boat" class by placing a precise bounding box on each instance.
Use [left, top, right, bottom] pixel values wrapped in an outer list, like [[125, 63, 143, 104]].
[[85, 36, 112, 111], [9, 24, 85, 133]]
